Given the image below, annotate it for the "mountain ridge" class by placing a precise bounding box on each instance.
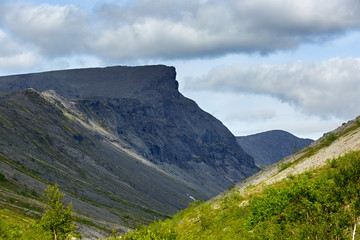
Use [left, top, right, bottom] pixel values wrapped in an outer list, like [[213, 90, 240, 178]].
[[0, 65, 259, 236]]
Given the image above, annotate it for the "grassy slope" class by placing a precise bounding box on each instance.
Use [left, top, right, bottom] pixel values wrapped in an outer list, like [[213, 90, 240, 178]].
[[119, 118, 360, 240]]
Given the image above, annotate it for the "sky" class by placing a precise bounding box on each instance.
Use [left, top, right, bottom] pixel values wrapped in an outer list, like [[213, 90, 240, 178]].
[[0, 0, 360, 140]]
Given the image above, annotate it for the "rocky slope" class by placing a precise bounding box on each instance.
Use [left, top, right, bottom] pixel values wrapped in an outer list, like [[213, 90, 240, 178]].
[[0, 65, 258, 235], [236, 130, 313, 167]]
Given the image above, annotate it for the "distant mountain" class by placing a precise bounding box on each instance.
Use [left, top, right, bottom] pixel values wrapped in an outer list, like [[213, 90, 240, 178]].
[[236, 130, 313, 167], [0, 65, 258, 234]]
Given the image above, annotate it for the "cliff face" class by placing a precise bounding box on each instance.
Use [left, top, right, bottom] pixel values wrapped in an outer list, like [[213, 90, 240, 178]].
[[0, 65, 258, 229]]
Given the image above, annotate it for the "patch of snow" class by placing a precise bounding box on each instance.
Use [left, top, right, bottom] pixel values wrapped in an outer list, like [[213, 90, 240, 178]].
[[187, 194, 196, 201]]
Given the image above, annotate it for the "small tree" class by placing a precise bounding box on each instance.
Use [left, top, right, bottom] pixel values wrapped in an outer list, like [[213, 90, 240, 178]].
[[40, 184, 74, 240]]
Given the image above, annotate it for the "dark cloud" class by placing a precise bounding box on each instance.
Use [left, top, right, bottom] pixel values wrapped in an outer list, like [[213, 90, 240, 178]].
[[186, 58, 360, 118], [0, 0, 360, 61]]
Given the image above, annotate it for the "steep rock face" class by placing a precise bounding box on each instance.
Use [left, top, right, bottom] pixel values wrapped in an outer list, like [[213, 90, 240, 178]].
[[236, 130, 313, 167], [0, 65, 258, 195]]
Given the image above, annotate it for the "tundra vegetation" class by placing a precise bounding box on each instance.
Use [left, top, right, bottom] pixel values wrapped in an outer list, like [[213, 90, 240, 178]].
[[117, 150, 360, 240]]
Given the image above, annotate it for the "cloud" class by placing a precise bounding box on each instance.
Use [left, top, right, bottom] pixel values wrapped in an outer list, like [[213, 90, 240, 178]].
[[90, 0, 360, 60], [0, 29, 43, 73], [186, 57, 360, 118], [1, 2, 90, 56], [0, 28, 102, 75], [1, 0, 360, 61], [225, 109, 275, 122]]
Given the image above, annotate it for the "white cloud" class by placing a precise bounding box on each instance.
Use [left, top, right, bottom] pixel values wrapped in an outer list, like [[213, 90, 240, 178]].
[[0, 52, 41, 73], [0, 29, 43, 73], [2, 2, 90, 56], [0, 29, 102, 75], [90, 0, 360, 60], [1, 0, 360, 61], [186, 57, 360, 118]]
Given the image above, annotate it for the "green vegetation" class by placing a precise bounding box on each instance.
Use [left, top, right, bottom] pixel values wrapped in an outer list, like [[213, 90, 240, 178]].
[[0, 184, 79, 240], [0, 172, 6, 182], [277, 161, 293, 171], [39, 184, 76, 240], [119, 151, 360, 239], [322, 132, 337, 147]]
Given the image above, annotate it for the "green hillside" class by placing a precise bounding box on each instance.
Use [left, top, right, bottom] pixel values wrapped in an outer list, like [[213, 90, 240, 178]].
[[119, 150, 360, 240]]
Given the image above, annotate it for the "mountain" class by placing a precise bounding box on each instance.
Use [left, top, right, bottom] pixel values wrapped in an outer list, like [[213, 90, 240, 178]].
[[120, 115, 360, 239], [236, 130, 313, 167], [0, 65, 258, 236]]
